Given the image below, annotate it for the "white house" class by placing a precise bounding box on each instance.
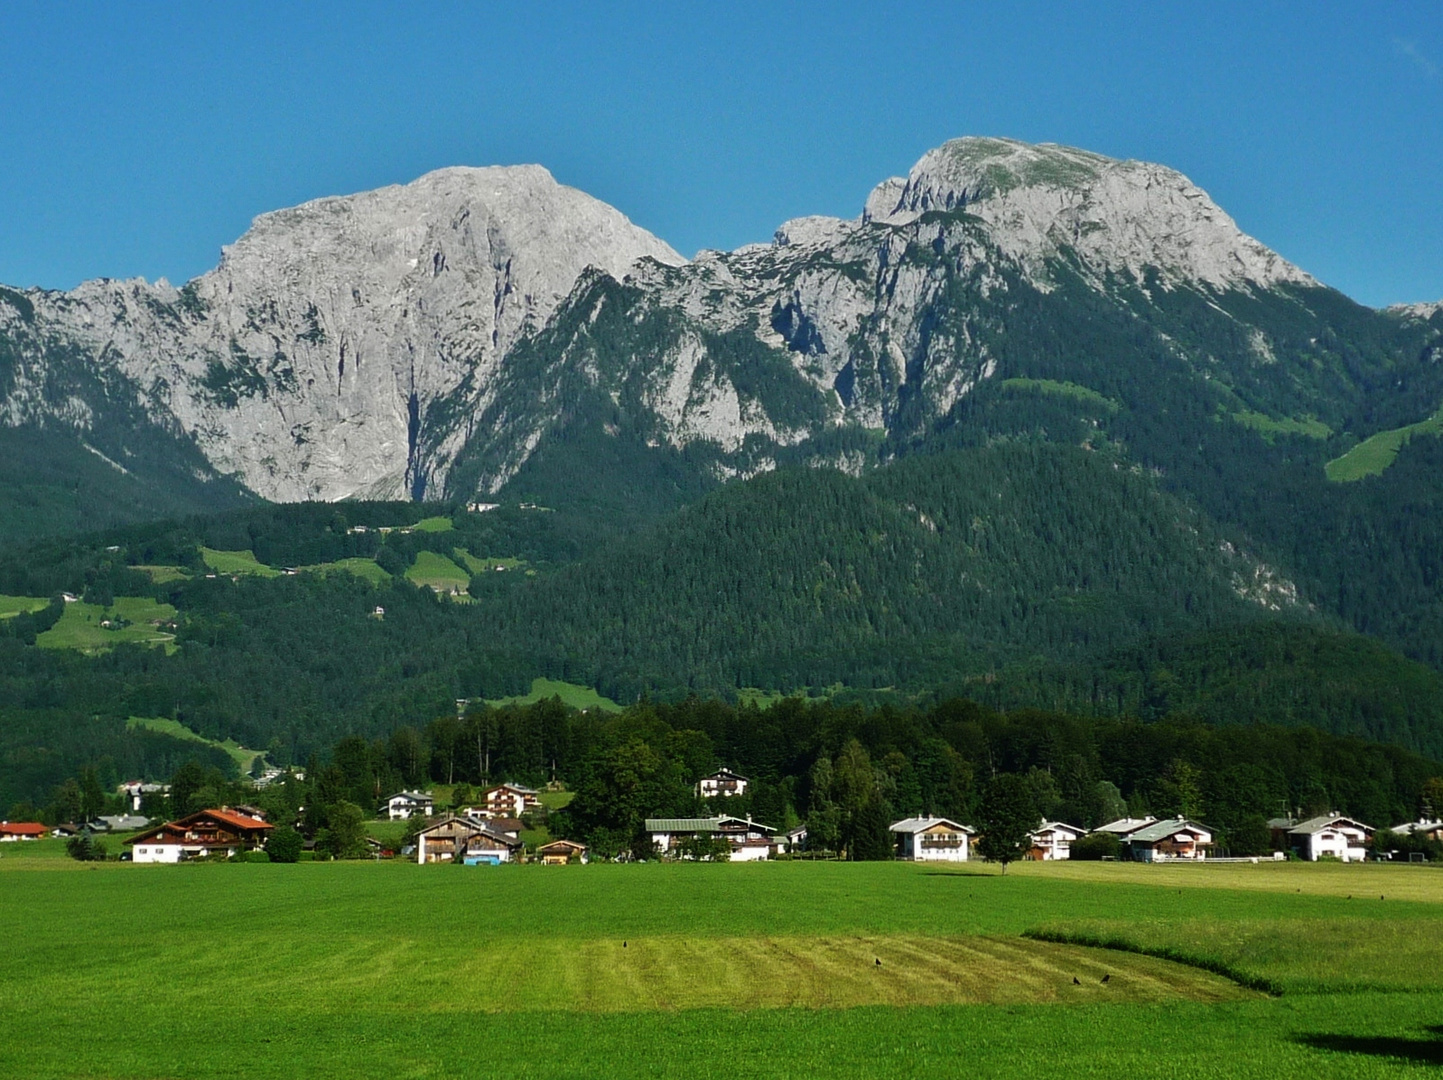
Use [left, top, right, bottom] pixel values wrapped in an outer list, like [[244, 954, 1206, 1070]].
[[1124, 818, 1213, 862], [1029, 821, 1083, 860], [889, 817, 973, 862], [126, 808, 273, 863], [645, 815, 780, 861], [1287, 814, 1372, 862], [380, 791, 434, 820], [0, 822, 47, 841], [695, 768, 749, 799], [480, 783, 540, 818]]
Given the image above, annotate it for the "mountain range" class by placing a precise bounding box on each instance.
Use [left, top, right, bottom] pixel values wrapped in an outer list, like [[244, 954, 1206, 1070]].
[[3, 136, 1443, 794]]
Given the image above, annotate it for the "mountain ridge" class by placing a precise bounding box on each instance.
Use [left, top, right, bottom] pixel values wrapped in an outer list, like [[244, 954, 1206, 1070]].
[[0, 136, 1365, 514]]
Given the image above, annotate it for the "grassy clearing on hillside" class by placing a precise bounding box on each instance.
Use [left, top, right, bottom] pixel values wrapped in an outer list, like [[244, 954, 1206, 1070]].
[[1001, 377, 1120, 411], [412, 515, 455, 533], [36, 598, 177, 654], [1326, 407, 1443, 481], [486, 677, 623, 711], [201, 546, 280, 576], [453, 548, 526, 574], [1233, 409, 1332, 440], [131, 564, 190, 583], [297, 556, 391, 585], [0, 861, 1440, 1078], [125, 716, 265, 774], [405, 550, 471, 593], [0, 594, 49, 618]]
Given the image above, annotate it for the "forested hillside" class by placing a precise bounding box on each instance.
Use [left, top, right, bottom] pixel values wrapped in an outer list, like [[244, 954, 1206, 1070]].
[[6, 442, 1443, 807]]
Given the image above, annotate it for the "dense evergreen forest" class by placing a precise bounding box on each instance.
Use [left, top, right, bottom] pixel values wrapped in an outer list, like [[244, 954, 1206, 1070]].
[[5, 435, 1443, 810]]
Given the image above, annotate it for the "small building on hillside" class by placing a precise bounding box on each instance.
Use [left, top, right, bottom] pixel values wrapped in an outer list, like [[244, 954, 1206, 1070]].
[[117, 781, 169, 812], [1287, 814, 1372, 862], [696, 768, 749, 799], [0, 822, 47, 841], [88, 815, 150, 833], [1124, 818, 1213, 862], [1029, 821, 1083, 861], [380, 791, 434, 820], [126, 808, 273, 863], [537, 839, 588, 865], [414, 815, 522, 865], [645, 816, 780, 861], [889, 817, 974, 862], [1093, 817, 1157, 838], [480, 783, 541, 818]]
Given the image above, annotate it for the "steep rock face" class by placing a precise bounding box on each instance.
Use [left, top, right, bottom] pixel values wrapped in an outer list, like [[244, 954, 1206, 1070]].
[[11, 166, 682, 501]]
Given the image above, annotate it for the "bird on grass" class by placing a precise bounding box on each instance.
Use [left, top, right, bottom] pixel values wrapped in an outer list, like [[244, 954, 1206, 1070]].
[[623, 941, 627, 948], [1101, 974, 1110, 984], [875, 958, 882, 966], [1072, 977, 1080, 985]]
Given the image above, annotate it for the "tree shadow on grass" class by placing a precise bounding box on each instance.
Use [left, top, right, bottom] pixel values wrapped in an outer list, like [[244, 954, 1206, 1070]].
[[1297, 1026, 1443, 1065]]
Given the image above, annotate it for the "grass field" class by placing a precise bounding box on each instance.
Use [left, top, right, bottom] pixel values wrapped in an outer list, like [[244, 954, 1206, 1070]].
[[131, 564, 191, 583], [35, 598, 177, 654], [1326, 407, 1443, 481], [125, 715, 266, 774], [0, 593, 50, 618], [1, 859, 1440, 1078], [453, 548, 526, 574], [411, 515, 455, 533], [1233, 409, 1333, 440], [298, 556, 391, 585], [201, 546, 281, 577], [404, 550, 471, 593], [486, 677, 624, 712], [1001, 377, 1120, 411]]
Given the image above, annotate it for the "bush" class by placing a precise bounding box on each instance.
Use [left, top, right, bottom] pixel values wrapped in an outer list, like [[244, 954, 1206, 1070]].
[[1069, 832, 1120, 861], [66, 835, 108, 862], [266, 824, 303, 864]]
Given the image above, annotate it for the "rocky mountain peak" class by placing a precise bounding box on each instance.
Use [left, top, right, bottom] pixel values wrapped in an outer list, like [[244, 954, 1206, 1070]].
[[864, 136, 1314, 291]]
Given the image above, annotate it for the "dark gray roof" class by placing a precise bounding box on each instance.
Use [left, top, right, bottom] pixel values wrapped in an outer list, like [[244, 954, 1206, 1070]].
[[1125, 818, 1212, 844], [1287, 814, 1372, 835]]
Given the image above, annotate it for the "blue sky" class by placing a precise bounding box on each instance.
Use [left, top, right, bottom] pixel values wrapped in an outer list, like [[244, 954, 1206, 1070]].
[[1, 2, 1439, 306]]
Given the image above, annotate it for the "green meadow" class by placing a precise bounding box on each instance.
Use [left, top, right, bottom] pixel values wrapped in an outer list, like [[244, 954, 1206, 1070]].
[[298, 555, 392, 584], [35, 597, 177, 653], [125, 716, 266, 774], [1233, 409, 1333, 441], [485, 676, 624, 712], [0, 859, 1440, 1078], [452, 547, 526, 574], [0, 593, 50, 618], [201, 545, 282, 576], [1326, 407, 1443, 481], [404, 550, 471, 593]]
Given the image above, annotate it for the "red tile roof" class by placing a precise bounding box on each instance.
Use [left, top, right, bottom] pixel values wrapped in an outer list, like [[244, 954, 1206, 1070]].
[[0, 822, 47, 837], [204, 808, 272, 831]]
